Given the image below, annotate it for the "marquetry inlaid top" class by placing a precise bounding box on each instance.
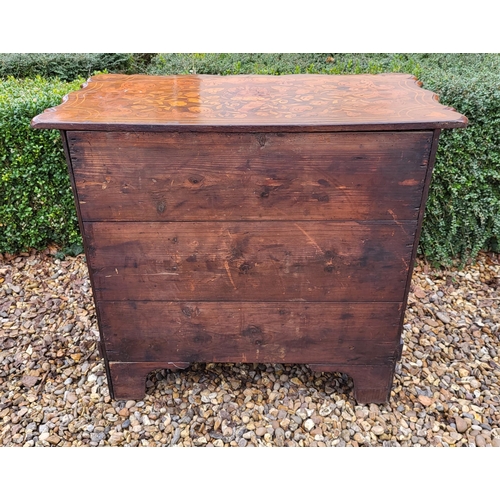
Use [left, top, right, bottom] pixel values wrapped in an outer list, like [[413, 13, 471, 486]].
[[32, 73, 467, 132]]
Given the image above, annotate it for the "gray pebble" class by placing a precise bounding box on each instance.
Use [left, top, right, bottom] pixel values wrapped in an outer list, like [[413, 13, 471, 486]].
[[436, 312, 451, 324], [275, 427, 285, 439], [91, 432, 106, 442], [171, 428, 181, 446]]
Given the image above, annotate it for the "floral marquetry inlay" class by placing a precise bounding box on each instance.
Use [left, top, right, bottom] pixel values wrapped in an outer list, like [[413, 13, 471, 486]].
[[32, 73, 468, 132]]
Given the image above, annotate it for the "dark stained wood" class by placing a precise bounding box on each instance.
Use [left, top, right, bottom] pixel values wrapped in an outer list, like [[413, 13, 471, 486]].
[[98, 301, 404, 362], [108, 337, 397, 365], [85, 220, 416, 302], [31, 74, 467, 403], [32, 74, 467, 132], [68, 130, 432, 222]]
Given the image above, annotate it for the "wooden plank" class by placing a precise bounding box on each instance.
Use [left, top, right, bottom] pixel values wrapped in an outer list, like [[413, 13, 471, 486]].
[[85, 220, 416, 302], [99, 301, 403, 364], [69, 131, 432, 221], [32, 74, 468, 132]]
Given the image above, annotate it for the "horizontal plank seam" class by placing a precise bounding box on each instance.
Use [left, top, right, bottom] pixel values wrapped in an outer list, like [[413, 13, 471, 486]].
[[81, 219, 419, 224], [97, 299, 403, 305]]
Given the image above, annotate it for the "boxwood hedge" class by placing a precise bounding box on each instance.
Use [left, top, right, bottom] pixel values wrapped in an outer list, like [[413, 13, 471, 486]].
[[0, 53, 155, 81], [418, 71, 500, 264], [0, 76, 84, 253]]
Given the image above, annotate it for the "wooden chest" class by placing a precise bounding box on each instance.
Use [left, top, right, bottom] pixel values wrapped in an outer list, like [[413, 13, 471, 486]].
[[32, 74, 467, 403]]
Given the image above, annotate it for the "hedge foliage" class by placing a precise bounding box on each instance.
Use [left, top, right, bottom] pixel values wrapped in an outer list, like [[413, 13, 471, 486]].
[[148, 53, 424, 77], [418, 71, 500, 264], [0, 76, 84, 253], [1, 53, 499, 265], [0, 53, 155, 81]]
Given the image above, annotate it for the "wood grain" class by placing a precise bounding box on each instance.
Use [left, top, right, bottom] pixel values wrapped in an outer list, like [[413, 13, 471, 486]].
[[85, 220, 416, 302], [31, 74, 468, 132], [69, 131, 432, 222], [98, 301, 404, 363]]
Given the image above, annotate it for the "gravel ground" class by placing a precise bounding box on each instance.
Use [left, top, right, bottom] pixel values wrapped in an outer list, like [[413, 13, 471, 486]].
[[0, 249, 499, 447]]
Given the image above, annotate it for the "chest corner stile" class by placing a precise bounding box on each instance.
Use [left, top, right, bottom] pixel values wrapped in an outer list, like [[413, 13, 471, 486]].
[[32, 73, 467, 404]]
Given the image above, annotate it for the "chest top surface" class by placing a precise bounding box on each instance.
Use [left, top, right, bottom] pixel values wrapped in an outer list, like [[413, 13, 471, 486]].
[[32, 73, 467, 133]]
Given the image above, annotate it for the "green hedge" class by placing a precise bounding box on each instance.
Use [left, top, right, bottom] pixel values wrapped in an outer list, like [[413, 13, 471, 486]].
[[0, 53, 155, 81], [418, 71, 500, 263], [147, 53, 424, 77], [0, 76, 84, 253], [1, 54, 499, 265]]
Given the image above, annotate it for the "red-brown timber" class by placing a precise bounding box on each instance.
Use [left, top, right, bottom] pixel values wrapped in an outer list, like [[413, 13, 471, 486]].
[[31, 74, 468, 403], [68, 131, 432, 222]]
